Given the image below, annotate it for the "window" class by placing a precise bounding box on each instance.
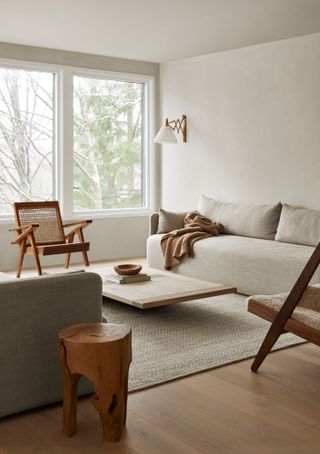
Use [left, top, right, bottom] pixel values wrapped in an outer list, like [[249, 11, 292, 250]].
[[73, 75, 145, 211], [0, 61, 154, 220], [0, 67, 55, 215]]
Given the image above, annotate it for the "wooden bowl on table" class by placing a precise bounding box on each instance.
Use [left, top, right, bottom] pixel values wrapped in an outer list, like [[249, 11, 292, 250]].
[[114, 264, 142, 276]]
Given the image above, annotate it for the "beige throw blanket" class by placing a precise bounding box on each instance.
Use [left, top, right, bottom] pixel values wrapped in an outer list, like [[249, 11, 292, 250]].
[[160, 211, 223, 270]]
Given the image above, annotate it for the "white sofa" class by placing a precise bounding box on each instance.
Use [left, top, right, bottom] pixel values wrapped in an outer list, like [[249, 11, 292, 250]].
[[147, 197, 320, 296]]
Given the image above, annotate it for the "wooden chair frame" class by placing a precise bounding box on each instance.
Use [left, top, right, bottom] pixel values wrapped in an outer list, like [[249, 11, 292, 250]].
[[248, 241, 320, 372], [10, 201, 92, 277]]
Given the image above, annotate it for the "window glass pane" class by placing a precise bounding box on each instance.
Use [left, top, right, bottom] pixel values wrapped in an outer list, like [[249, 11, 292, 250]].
[[0, 67, 55, 214], [73, 75, 144, 211]]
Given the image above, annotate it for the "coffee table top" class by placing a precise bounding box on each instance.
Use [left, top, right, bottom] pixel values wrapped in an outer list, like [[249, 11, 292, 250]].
[[98, 266, 236, 309]]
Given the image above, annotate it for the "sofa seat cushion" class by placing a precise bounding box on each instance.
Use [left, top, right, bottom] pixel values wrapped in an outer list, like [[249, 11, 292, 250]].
[[147, 234, 320, 295], [246, 285, 320, 330]]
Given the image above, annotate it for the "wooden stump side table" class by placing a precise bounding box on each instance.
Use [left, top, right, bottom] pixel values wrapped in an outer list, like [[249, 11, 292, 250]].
[[58, 323, 132, 442]]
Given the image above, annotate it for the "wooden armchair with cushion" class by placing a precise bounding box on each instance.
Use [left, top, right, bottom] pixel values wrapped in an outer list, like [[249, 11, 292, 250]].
[[247, 241, 320, 373], [10, 201, 92, 277]]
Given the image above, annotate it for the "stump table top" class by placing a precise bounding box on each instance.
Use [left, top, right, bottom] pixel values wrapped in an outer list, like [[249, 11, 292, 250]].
[[59, 323, 131, 344]]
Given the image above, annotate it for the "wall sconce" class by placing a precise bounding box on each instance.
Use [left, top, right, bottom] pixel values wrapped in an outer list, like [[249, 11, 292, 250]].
[[154, 115, 187, 143]]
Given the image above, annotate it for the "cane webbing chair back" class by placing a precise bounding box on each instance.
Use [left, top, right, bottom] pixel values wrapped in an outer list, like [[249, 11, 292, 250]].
[[14, 202, 65, 247]]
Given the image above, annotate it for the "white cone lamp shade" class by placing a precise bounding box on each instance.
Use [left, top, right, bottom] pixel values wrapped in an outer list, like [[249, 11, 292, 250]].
[[154, 125, 178, 144]]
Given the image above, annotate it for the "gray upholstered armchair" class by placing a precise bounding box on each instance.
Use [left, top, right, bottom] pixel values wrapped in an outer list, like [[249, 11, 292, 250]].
[[0, 271, 102, 418]]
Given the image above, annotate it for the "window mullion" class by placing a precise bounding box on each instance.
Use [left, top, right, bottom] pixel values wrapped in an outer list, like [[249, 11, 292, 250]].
[[59, 68, 73, 219]]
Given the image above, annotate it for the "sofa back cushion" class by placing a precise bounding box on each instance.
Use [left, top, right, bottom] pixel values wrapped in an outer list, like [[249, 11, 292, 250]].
[[275, 204, 320, 246], [198, 195, 281, 240], [157, 209, 187, 234]]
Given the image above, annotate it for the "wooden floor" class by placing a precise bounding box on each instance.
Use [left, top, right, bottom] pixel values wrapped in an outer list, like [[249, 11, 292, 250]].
[[2, 261, 320, 453], [0, 344, 320, 453]]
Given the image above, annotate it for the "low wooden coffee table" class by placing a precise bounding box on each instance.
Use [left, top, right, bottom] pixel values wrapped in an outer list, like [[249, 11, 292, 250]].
[[101, 267, 236, 309]]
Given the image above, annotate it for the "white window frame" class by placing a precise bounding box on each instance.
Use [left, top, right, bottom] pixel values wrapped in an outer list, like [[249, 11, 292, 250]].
[[0, 58, 156, 223], [69, 67, 154, 218]]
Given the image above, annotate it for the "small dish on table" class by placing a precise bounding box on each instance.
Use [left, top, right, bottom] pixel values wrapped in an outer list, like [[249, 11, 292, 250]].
[[114, 264, 142, 276]]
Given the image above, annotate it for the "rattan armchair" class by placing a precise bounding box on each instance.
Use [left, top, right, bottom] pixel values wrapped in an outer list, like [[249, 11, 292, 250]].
[[10, 201, 92, 277]]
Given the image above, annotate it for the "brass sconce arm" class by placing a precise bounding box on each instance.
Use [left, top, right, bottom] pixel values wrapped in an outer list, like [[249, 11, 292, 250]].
[[165, 114, 187, 143]]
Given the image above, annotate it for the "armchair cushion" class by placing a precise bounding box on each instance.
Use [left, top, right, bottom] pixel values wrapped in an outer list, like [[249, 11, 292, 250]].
[[247, 284, 320, 331]]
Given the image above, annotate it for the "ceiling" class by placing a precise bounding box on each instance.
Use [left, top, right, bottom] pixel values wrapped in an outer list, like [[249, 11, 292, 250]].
[[1, 0, 320, 63]]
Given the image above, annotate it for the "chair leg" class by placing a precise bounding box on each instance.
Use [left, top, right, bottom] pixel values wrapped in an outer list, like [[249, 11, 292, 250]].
[[30, 233, 42, 276], [64, 233, 74, 269], [33, 251, 43, 276], [78, 228, 90, 267], [251, 324, 283, 372], [16, 242, 26, 278]]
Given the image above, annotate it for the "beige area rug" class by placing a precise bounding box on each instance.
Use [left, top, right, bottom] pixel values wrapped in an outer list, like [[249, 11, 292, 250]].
[[102, 293, 304, 392]]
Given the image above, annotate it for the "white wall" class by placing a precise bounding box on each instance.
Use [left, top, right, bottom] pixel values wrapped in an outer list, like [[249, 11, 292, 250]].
[[0, 43, 159, 271], [159, 32, 320, 212]]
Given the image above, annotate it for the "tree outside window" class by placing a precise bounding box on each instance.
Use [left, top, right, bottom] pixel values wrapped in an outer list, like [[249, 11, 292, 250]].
[[73, 75, 144, 211], [0, 67, 55, 215]]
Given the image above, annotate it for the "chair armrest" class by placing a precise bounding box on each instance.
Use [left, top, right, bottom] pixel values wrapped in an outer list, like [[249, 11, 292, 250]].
[[63, 220, 92, 228], [9, 223, 39, 232], [10, 224, 39, 244], [64, 220, 92, 240]]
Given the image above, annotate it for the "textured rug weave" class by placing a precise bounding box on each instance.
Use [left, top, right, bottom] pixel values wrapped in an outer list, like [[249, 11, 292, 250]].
[[102, 293, 303, 392]]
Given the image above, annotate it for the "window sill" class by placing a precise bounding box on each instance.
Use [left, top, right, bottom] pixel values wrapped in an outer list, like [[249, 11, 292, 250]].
[[0, 208, 151, 225], [70, 208, 151, 221]]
